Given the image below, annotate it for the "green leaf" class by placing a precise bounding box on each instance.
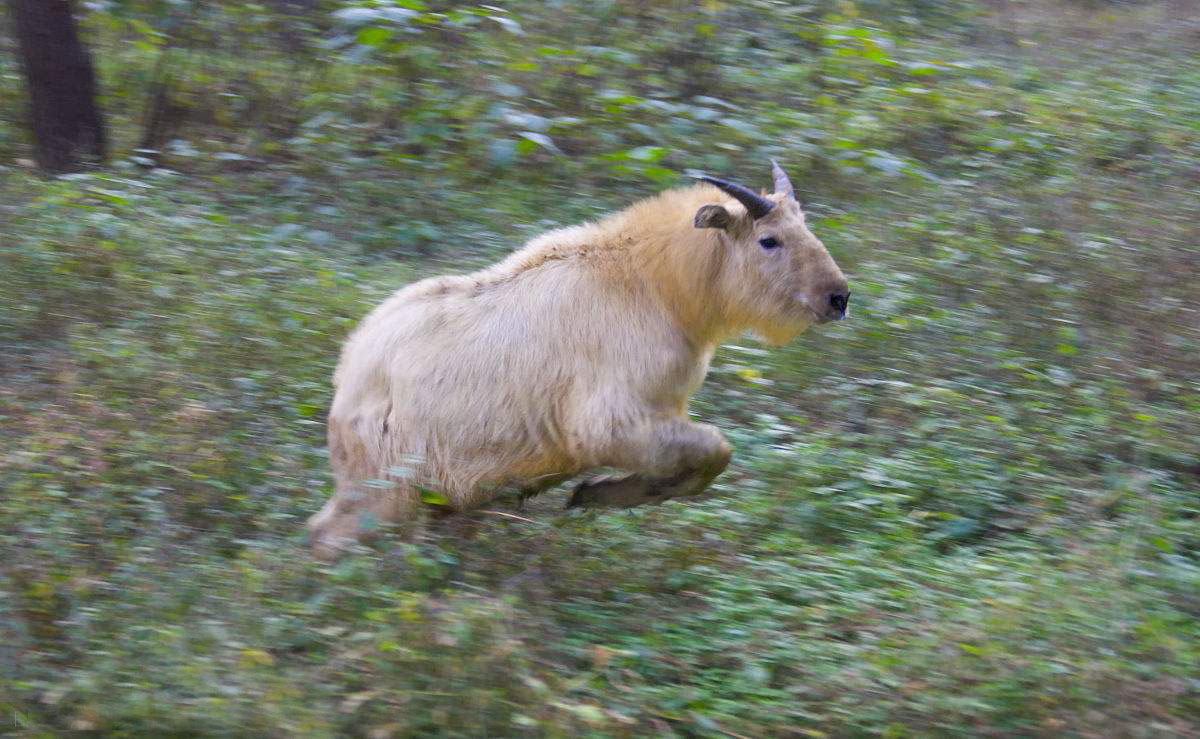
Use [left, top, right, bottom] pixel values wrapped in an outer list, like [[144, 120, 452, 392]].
[[518, 132, 564, 156], [627, 145, 666, 163], [356, 27, 392, 46], [419, 488, 449, 506]]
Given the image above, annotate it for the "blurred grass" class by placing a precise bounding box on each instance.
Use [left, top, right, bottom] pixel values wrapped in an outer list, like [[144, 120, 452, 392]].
[[2, 0, 1199, 735]]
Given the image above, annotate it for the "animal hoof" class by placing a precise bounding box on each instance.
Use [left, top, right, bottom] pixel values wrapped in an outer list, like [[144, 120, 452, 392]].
[[565, 475, 657, 509], [566, 476, 617, 509], [565, 479, 594, 509]]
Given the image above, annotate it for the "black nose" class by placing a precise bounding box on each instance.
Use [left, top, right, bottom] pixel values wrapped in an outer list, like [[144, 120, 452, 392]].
[[828, 290, 849, 319]]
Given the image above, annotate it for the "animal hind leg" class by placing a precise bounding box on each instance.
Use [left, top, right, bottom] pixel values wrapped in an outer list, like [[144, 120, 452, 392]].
[[567, 419, 731, 509], [306, 481, 420, 560], [308, 418, 421, 559]]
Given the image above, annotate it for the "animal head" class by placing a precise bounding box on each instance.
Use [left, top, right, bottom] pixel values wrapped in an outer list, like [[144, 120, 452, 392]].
[[694, 161, 849, 345]]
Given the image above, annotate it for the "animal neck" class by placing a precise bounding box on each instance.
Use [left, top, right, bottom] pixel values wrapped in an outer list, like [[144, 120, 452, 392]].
[[619, 206, 731, 348]]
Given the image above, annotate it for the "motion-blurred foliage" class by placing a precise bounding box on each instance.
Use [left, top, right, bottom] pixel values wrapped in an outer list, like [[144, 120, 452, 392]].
[[2, 0, 1198, 735]]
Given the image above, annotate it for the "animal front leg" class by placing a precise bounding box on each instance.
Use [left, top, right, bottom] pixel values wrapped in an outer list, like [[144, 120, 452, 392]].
[[517, 471, 576, 508], [566, 470, 692, 508], [566, 420, 731, 509]]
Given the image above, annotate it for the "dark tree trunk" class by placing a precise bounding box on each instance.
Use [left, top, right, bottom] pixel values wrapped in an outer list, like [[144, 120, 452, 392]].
[[8, 0, 106, 173]]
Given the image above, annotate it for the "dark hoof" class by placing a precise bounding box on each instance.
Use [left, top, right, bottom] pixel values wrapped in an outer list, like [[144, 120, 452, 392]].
[[565, 475, 665, 509], [565, 479, 591, 509]]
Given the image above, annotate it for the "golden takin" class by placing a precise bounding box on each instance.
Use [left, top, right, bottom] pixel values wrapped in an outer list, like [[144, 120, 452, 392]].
[[308, 161, 849, 558]]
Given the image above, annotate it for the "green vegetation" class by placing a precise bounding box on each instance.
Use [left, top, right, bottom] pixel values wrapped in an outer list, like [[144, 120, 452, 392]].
[[2, 0, 1198, 735]]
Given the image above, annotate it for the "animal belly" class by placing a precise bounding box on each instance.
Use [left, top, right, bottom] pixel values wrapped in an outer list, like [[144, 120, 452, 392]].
[[397, 412, 576, 510]]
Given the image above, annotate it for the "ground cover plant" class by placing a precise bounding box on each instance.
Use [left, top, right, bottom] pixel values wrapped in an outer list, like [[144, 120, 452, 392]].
[[1, 0, 1198, 735]]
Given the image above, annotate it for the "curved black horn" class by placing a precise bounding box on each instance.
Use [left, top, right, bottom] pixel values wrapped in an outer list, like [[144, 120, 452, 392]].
[[696, 175, 774, 220], [770, 159, 796, 201]]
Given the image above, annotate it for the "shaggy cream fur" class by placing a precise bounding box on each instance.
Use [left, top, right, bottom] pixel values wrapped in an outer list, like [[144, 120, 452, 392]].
[[308, 178, 848, 558]]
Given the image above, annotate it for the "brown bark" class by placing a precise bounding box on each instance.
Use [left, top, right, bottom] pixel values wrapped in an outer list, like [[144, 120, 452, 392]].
[[8, 0, 106, 173]]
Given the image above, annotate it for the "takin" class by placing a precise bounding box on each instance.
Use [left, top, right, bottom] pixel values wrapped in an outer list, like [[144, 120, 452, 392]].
[[308, 161, 849, 559]]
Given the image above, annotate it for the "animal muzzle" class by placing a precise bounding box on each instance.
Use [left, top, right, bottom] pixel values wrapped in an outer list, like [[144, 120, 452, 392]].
[[826, 289, 850, 321]]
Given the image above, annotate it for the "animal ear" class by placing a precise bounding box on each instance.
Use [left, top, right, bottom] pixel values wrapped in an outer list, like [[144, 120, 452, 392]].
[[694, 204, 732, 230]]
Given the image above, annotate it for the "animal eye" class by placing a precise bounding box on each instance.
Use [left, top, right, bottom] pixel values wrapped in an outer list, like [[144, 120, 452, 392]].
[[758, 236, 779, 250]]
